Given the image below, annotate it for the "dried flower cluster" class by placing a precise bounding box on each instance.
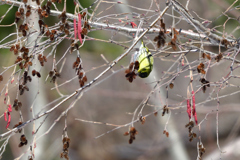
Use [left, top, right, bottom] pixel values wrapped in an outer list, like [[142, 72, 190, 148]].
[[162, 105, 169, 116], [70, 40, 79, 53], [199, 78, 210, 93], [221, 39, 231, 49], [59, 12, 71, 35], [202, 52, 211, 60], [60, 137, 70, 160], [169, 82, 174, 89], [32, 69, 41, 78], [139, 116, 146, 124], [58, 11, 67, 23], [163, 130, 169, 137], [215, 53, 223, 62], [154, 19, 166, 48], [15, 8, 24, 23], [185, 121, 197, 142], [72, 57, 87, 87], [38, 2, 52, 19], [198, 143, 206, 159], [197, 63, 205, 74], [168, 28, 179, 51], [37, 54, 47, 66], [13, 99, 22, 111], [125, 61, 139, 83], [123, 127, 138, 144], [82, 18, 91, 38], [49, 69, 61, 83], [128, 127, 138, 144], [11, 46, 32, 69], [13, 121, 23, 133], [18, 23, 29, 37], [19, 134, 28, 147], [18, 71, 32, 95]]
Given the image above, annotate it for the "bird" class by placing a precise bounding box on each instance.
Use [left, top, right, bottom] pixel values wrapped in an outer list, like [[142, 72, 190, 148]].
[[134, 40, 154, 78]]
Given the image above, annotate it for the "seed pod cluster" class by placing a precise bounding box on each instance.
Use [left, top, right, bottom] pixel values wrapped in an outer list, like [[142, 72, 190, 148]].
[[38, 1, 52, 19], [17, 46, 33, 69], [199, 78, 210, 93], [13, 99, 22, 111], [19, 134, 28, 147], [79, 75, 87, 87], [15, 8, 24, 23], [202, 53, 211, 60], [58, 11, 75, 37], [38, 20, 49, 35], [128, 127, 138, 144], [154, 19, 166, 48], [185, 121, 197, 142], [125, 61, 139, 83], [26, 5, 32, 17], [162, 105, 169, 116], [168, 28, 179, 51], [169, 34, 177, 51], [139, 116, 146, 124], [81, 20, 91, 38], [221, 39, 230, 49], [169, 82, 174, 89], [49, 69, 60, 83], [50, 30, 57, 41], [215, 53, 223, 62], [13, 121, 23, 133], [60, 137, 70, 160], [10, 44, 20, 55], [59, 22, 71, 35], [19, 84, 29, 95], [15, 56, 23, 69], [18, 71, 32, 95], [70, 40, 79, 53], [18, 23, 29, 37], [163, 130, 169, 137], [38, 54, 47, 66], [58, 11, 67, 23], [32, 69, 41, 78], [197, 63, 205, 74], [72, 57, 87, 87], [23, 71, 32, 85], [198, 143, 206, 159]]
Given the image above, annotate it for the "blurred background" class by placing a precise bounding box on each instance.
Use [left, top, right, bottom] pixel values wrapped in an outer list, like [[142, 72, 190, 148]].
[[0, 0, 240, 159]]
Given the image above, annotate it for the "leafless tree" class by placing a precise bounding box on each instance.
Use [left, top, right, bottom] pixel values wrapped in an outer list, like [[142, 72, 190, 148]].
[[0, 0, 239, 159]]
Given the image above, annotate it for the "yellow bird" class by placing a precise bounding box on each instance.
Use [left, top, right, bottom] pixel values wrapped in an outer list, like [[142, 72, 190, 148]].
[[135, 41, 154, 78]]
